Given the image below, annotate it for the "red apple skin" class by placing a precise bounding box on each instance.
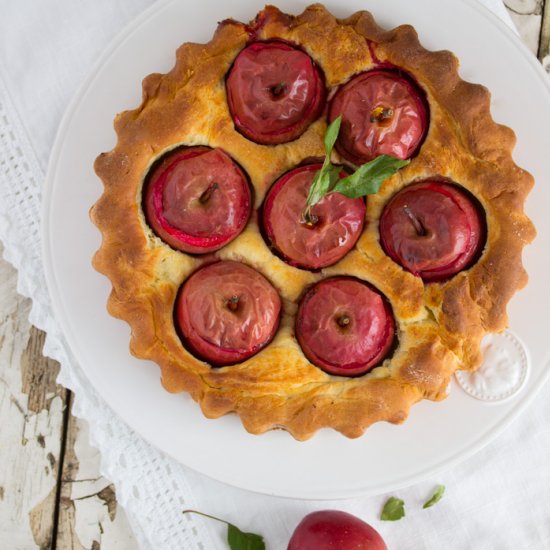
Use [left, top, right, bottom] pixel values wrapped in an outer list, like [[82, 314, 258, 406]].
[[328, 69, 428, 165], [287, 510, 388, 550], [262, 164, 366, 270], [379, 181, 485, 282], [144, 147, 251, 254], [226, 41, 326, 145], [296, 277, 395, 377], [175, 261, 281, 366]]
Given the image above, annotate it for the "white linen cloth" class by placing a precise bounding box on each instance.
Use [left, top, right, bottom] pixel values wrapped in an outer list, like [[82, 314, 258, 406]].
[[1, 1, 549, 549]]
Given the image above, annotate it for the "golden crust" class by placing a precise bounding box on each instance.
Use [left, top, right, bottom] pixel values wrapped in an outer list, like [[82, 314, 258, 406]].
[[91, 4, 535, 440]]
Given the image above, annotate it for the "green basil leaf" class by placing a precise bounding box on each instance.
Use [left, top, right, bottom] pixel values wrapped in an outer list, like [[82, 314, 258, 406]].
[[182, 510, 265, 550], [305, 117, 408, 214], [227, 523, 266, 550], [332, 155, 410, 199], [324, 115, 342, 156], [380, 496, 405, 521], [305, 116, 342, 209], [306, 162, 340, 208], [423, 485, 445, 509]]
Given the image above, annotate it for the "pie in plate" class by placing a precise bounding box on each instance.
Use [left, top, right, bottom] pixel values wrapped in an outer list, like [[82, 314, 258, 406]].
[[91, 4, 535, 440]]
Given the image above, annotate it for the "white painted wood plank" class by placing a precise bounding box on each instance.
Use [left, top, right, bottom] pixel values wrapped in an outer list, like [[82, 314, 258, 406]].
[[540, 0, 550, 70], [505, 0, 544, 54], [0, 245, 138, 548], [0, 248, 63, 549], [56, 405, 138, 549]]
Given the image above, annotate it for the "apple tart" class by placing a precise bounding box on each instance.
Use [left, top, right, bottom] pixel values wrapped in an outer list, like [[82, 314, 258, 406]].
[[91, 4, 535, 440]]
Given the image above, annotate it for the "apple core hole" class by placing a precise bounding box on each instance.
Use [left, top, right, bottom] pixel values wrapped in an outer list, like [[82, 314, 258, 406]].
[[370, 105, 394, 124], [269, 82, 287, 98], [198, 181, 219, 205], [300, 210, 320, 228], [336, 314, 351, 328], [225, 295, 240, 312]]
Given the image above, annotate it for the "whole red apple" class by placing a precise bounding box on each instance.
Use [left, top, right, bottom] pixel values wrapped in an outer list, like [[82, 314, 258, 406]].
[[144, 146, 251, 254], [328, 69, 428, 165], [226, 41, 325, 144], [379, 180, 485, 281], [175, 261, 281, 366], [262, 164, 365, 270], [296, 277, 395, 376], [287, 510, 388, 550]]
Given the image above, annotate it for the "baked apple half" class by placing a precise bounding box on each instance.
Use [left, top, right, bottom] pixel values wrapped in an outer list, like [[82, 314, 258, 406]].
[[143, 146, 251, 254], [328, 69, 428, 165], [296, 277, 395, 376], [262, 164, 366, 270], [379, 181, 485, 281], [226, 41, 325, 144], [175, 261, 281, 366]]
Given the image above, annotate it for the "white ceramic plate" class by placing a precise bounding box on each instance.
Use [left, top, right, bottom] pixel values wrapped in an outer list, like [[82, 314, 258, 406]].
[[43, 0, 550, 499]]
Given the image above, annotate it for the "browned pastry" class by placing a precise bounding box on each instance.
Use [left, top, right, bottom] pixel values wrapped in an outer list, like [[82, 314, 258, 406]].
[[91, 4, 535, 440]]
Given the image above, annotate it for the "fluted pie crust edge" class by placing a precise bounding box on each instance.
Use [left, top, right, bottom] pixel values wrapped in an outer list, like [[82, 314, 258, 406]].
[[91, 4, 535, 440]]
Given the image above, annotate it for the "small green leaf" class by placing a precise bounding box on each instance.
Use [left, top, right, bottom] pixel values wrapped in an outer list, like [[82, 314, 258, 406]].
[[423, 485, 445, 509], [380, 496, 405, 521], [305, 117, 342, 211], [306, 163, 341, 207], [227, 523, 266, 550], [182, 510, 265, 550], [305, 117, 409, 215], [332, 155, 410, 199], [324, 115, 342, 156]]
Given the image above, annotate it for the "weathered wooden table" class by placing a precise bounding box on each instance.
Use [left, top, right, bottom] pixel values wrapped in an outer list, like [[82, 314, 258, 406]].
[[1, 3, 548, 548]]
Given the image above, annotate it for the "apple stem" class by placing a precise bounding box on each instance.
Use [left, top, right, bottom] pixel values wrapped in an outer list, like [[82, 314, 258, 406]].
[[370, 106, 394, 123], [199, 182, 219, 204], [182, 509, 230, 527], [403, 205, 427, 236]]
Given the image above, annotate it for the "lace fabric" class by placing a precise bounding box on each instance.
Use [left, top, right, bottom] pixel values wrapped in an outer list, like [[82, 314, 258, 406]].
[[0, 73, 216, 550]]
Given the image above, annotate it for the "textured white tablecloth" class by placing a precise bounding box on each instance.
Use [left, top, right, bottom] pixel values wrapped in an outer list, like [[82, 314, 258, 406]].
[[2, 1, 550, 549]]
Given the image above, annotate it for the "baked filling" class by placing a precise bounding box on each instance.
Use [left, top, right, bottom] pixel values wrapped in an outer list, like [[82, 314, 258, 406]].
[[92, 4, 535, 440]]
